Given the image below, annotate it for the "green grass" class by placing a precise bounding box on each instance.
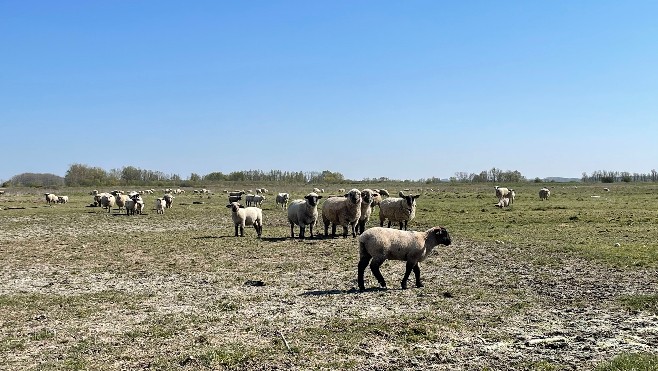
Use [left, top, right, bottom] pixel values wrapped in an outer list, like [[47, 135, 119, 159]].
[[596, 352, 658, 370], [619, 294, 658, 314]]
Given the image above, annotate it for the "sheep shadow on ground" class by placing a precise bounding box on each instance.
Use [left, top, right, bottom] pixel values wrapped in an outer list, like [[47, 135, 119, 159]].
[[301, 287, 385, 296], [192, 235, 238, 240], [260, 237, 289, 242]]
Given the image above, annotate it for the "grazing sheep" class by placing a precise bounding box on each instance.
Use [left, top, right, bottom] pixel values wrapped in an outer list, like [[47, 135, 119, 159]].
[[228, 195, 242, 203], [378, 192, 420, 230], [338, 188, 345, 193], [163, 193, 174, 208], [539, 187, 550, 201], [252, 195, 265, 207], [245, 194, 255, 206], [287, 192, 323, 239], [226, 202, 263, 237], [44, 193, 57, 204], [115, 194, 129, 212], [100, 194, 116, 213], [155, 198, 165, 214], [357, 226, 452, 291], [322, 188, 362, 238], [275, 193, 290, 209], [356, 189, 379, 235], [57, 195, 69, 204]]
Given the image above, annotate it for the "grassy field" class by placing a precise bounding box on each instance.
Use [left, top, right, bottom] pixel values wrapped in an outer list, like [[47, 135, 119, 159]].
[[1, 182, 657, 370]]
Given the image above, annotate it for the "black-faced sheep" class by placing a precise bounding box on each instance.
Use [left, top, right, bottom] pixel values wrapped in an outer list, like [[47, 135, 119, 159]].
[[155, 198, 165, 214], [287, 192, 322, 239], [539, 187, 550, 200], [495, 186, 510, 200], [357, 226, 452, 291], [228, 195, 242, 203], [322, 188, 362, 238], [226, 202, 263, 237], [378, 192, 419, 230], [356, 189, 379, 235], [45, 193, 57, 204], [100, 194, 116, 213], [163, 193, 174, 208]]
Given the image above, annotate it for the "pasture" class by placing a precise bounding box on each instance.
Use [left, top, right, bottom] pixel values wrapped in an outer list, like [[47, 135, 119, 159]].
[[1, 183, 657, 370]]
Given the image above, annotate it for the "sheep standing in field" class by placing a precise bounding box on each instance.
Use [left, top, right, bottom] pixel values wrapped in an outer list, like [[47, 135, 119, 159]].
[[228, 195, 242, 203], [495, 186, 510, 201], [155, 198, 165, 214], [505, 189, 516, 204], [539, 187, 550, 201], [226, 202, 263, 237], [252, 194, 265, 207], [287, 192, 323, 239], [322, 188, 362, 238], [100, 194, 116, 213], [357, 226, 452, 291], [115, 193, 129, 212], [245, 194, 255, 206], [276, 193, 290, 209], [356, 189, 379, 235], [378, 192, 420, 230], [163, 193, 174, 209], [57, 195, 69, 204], [45, 193, 57, 204]]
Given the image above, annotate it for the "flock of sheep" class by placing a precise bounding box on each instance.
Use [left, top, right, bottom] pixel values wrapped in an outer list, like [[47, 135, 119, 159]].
[[43, 184, 553, 290]]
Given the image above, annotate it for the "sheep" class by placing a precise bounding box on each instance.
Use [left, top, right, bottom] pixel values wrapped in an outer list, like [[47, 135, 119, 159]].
[[378, 192, 420, 230], [287, 192, 323, 239], [115, 194, 129, 212], [252, 194, 265, 207], [496, 197, 510, 208], [275, 193, 290, 209], [245, 194, 255, 206], [44, 193, 57, 204], [163, 193, 174, 208], [229, 190, 245, 197], [155, 198, 165, 214], [377, 189, 390, 197], [356, 189, 379, 235], [100, 194, 116, 213], [539, 187, 550, 201], [371, 193, 383, 210], [338, 188, 346, 193], [226, 202, 263, 237], [228, 195, 242, 203], [357, 226, 452, 291], [57, 195, 69, 204], [313, 187, 322, 194], [495, 186, 510, 201], [322, 188, 362, 238], [125, 194, 144, 215]]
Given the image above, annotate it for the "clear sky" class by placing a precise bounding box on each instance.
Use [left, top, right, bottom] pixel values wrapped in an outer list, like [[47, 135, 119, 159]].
[[2, 1, 657, 182]]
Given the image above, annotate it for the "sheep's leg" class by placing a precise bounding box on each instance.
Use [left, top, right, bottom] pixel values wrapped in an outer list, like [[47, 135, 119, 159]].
[[370, 258, 387, 288], [401, 261, 416, 289], [331, 224, 337, 237], [350, 222, 357, 238], [323, 221, 330, 237], [357, 255, 372, 291], [299, 225, 306, 239], [342, 225, 348, 238], [234, 224, 239, 237], [413, 263, 423, 288], [387, 220, 392, 228]]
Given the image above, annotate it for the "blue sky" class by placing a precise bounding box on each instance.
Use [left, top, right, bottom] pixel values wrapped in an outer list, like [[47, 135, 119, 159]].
[[2, 1, 657, 182]]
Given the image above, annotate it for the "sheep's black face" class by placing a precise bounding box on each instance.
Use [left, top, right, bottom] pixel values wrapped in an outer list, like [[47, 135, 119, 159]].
[[435, 227, 451, 246], [348, 190, 361, 204], [305, 194, 321, 207]]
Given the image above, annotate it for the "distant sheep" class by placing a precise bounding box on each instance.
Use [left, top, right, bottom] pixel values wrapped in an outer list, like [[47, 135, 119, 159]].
[[275, 193, 290, 209], [357, 226, 452, 290], [356, 189, 379, 235], [155, 198, 165, 214], [378, 192, 420, 230], [496, 197, 510, 208], [245, 194, 255, 206], [322, 188, 362, 238], [226, 202, 263, 237], [252, 195, 265, 207], [287, 192, 323, 239], [163, 194, 175, 209], [228, 195, 242, 203], [539, 187, 550, 201], [57, 195, 69, 204], [100, 194, 116, 213], [495, 186, 510, 200], [377, 189, 390, 197], [505, 189, 516, 204], [44, 193, 57, 204]]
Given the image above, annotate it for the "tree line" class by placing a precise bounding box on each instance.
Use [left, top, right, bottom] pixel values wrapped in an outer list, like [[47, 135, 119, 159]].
[[581, 170, 658, 183]]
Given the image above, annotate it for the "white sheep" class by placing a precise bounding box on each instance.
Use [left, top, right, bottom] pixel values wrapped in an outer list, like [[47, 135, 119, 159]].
[[539, 187, 550, 201], [313, 187, 322, 194], [496, 197, 510, 208], [378, 192, 420, 230], [163, 193, 174, 208], [356, 189, 379, 235], [287, 192, 323, 239], [115, 194, 129, 212], [100, 194, 116, 213], [321, 188, 362, 238], [495, 186, 510, 201], [155, 198, 165, 214], [275, 193, 290, 209], [44, 193, 58, 204], [57, 195, 69, 204], [226, 202, 263, 237], [357, 226, 452, 290]]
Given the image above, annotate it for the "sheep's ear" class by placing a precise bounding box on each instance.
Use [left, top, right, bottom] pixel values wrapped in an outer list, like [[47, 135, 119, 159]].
[[226, 204, 232, 208], [413, 195, 421, 199], [317, 195, 323, 199]]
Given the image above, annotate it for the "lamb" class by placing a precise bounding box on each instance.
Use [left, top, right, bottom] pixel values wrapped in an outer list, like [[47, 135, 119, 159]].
[[356, 189, 379, 235], [321, 188, 362, 238], [57, 195, 69, 204], [496, 197, 510, 208], [163, 193, 174, 208], [357, 226, 452, 291], [378, 191, 420, 230], [287, 192, 323, 239], [539, 187, 550, 201], [505, 189, 516, 204], [226, 202, 263, 237], [155, 198, 165, 214], [275, 193, 290, 209]]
